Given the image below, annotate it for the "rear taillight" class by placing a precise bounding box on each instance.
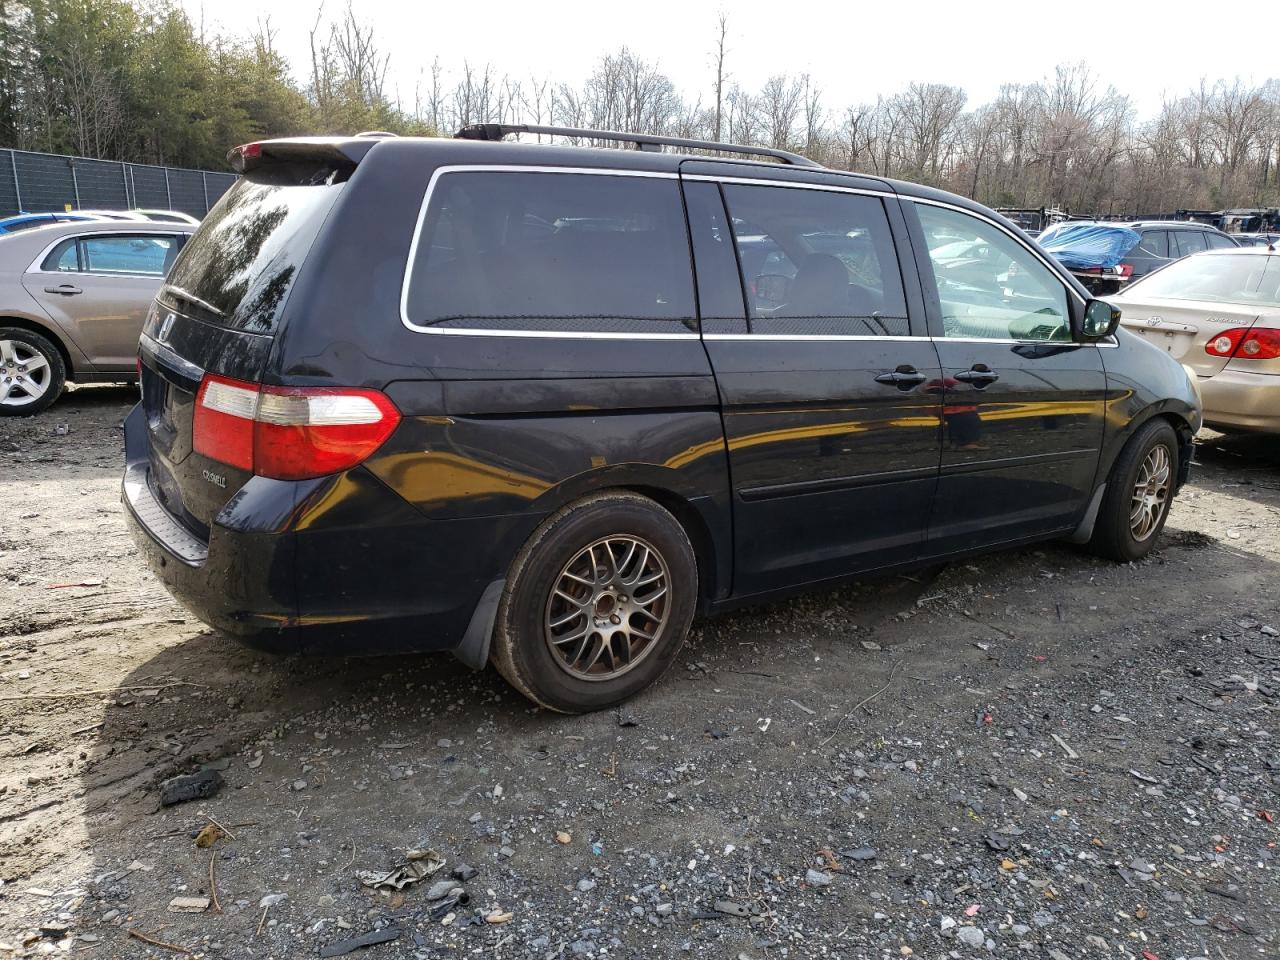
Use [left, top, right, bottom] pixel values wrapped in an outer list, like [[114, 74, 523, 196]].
[[1204, 327, 1280, 361], [1238, 327, 1280, 360], [193, 374, 400, 480], [1117, 262, 1134, 278]]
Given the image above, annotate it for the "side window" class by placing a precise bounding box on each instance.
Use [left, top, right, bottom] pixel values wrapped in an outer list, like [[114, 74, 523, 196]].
[[1135, 230, 1168, 258], [1173, 230, 1207, 256], [1205, 232, 1236, 250], [41, 238, 79, 272], [916, 203, 1070, 342], [79, 235, 178, 276], [718, 184, 909, 336], [405, 171, 696, 334]]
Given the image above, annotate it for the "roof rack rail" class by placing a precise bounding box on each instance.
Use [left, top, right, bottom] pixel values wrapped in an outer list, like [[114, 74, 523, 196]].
[[454, 122, 821, 168]]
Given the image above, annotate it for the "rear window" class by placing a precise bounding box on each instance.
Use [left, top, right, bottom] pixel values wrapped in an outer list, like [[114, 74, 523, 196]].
[[404, 171, 695, 335], [162, 168, 345, 333], [1128, 253, 1280, 307]]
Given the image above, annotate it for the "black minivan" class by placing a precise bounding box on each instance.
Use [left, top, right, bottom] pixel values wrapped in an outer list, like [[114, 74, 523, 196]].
[[124, 125, 1202, 712]]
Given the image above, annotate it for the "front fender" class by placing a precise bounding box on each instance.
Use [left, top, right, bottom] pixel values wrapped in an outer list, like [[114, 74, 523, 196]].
[[1098, 329, 1202, 487]]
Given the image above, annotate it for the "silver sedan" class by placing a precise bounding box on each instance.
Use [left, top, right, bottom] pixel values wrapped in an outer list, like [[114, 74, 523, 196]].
[[1111, 246, 1280, 433], [0, 219, 194, 415]]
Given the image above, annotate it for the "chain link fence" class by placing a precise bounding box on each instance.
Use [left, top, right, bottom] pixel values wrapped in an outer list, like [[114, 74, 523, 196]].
[[0, 148, 238, 218]]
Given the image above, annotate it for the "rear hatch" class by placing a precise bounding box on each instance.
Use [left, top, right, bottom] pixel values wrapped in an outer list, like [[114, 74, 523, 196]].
[[138, 146, 354, 536]]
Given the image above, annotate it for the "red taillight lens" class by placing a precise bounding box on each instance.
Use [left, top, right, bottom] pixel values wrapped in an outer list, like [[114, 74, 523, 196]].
[[192, 375, 400, 481], [254, 386, 401, 480], [1238, 327, 1280, 360], [1117, 262, 1134, 278], [194, 375, 258, 471]]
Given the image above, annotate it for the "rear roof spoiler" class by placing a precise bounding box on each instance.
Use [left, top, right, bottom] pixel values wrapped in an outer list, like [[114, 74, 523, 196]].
[[227, 136, 389, 174]]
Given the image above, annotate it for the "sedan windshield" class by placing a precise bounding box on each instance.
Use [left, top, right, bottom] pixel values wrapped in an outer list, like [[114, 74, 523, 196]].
[[1128, 253, 1280, 307]]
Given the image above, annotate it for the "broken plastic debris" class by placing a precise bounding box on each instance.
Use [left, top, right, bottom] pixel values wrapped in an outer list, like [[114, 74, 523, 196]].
[[357, 850, 446, 891]]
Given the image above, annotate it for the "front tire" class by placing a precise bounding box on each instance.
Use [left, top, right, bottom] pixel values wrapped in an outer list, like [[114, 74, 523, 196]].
[[0, 327, 65, 416], [491, 491, 697, 713], [1089, 419, 1178, 562]]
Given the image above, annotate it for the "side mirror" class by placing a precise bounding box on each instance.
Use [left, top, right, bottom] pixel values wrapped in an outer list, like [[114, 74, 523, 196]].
[[1081, 299, 1121, 340]]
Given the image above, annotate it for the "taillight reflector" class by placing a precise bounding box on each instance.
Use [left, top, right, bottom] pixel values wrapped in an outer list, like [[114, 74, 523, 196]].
[[193, 374, 400, 480]]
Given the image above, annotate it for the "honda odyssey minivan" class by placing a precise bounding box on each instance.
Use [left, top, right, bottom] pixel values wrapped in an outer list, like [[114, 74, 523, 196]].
[[123, 126, 1202, 712]]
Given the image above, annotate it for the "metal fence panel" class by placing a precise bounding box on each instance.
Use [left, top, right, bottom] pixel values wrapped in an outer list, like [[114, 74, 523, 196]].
[[0, 148, 237, 218]]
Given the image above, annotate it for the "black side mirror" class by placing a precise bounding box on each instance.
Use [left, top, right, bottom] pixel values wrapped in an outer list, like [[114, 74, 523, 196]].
[[1080, 299, 1121, 340]]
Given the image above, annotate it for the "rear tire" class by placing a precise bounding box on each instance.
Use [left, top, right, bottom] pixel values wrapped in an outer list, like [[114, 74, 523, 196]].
[[491, 491, 697, 713], [0, 327, 65, 416], [1089, 418, 1178, 562]]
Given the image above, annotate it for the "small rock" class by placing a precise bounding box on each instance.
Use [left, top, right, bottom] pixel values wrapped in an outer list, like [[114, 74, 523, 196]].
[[805, 869, 832, 887], [259, 893, 288, 909], [158, 769, 223, 806], [556, 831, 572, 845], [451, 863, 477, 882], [577, 878, 597, 892], [957, 926, 984, 948], [167, 896, 210, 913], [425, 881, 460, 901]]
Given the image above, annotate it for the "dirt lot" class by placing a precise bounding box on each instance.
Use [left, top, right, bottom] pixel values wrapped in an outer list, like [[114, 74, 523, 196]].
[[1, 385, 1277, 959]]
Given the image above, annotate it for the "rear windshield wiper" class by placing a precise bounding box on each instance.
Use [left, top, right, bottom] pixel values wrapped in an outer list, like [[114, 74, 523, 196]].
[[160, 284, 225, 319]]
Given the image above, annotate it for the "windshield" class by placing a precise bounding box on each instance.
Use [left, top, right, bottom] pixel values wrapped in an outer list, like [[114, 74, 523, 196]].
[[1127, 253, 1280, 307], [162, 168, 345, 333]]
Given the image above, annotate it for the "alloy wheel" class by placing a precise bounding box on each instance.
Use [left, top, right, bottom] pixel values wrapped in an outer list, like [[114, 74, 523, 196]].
[[1129, 444, 1171, 541], [0, 339, 52, 409], [544, 535, 671, 681]]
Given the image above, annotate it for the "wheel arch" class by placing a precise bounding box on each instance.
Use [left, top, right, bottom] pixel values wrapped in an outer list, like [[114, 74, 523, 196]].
[[517, 464, 732, 608]]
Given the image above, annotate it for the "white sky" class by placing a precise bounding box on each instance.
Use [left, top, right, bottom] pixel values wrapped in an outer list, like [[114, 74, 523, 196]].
[[183, 0, 1277, 123]]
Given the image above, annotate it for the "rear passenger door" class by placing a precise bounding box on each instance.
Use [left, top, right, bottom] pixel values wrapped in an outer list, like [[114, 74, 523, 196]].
[[23, 232, 184, 369], [1171, 229, 1207, 258], [904, 201, 1106, 553], [682, 169, 942, 594]]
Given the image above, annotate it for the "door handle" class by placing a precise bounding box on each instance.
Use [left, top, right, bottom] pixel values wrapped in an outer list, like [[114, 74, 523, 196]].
[[874, 366, 928, 387], [43, 284, 82, 296], [954, 366, 999, 386]]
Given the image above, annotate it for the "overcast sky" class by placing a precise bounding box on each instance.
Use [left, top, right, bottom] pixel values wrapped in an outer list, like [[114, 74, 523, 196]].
[[181, 0, 1277, 123]]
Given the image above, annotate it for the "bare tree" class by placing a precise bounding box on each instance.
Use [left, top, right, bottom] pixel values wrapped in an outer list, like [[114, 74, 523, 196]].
[[711, 13, 729, 142]]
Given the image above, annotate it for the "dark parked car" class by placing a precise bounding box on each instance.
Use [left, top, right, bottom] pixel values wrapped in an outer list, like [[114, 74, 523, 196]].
[[1038, 219, 1239, 294], [123, 127, 1202, 712]]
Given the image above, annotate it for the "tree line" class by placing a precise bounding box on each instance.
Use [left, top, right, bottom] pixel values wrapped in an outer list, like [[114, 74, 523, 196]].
[[2, 1, 1277, 215]]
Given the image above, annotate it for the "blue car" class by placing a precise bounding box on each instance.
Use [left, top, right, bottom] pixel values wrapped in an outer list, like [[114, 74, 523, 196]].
[[0, 212, 100, 234]]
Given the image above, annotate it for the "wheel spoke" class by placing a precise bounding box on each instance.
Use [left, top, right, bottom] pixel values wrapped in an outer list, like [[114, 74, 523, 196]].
[[544, 534, 671, 681], [20, 376, 45, 398], [20, 354, 47, 374], [0, 341, 14, 364]]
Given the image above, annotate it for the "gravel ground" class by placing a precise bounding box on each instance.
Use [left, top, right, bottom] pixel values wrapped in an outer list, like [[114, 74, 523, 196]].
[[1, 385, 1277, 959]]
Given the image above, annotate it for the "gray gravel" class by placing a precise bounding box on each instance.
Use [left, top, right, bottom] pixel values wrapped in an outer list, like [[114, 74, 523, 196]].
[[0, 386, 1277, 958]]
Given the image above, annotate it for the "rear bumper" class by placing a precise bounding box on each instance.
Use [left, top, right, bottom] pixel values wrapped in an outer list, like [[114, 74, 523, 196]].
[[1199, 368, 1280, 432], [121, 403, 528, 656]]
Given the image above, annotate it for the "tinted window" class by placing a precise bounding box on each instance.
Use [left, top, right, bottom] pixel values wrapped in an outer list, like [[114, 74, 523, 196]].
[[164, 170, 346, 333], [79, 235, 178, 276], [1172, 230, 1207, 256], [1135, 230, 1168, 257], [917, 204, 1070, 342], [720, 184, 908, 336], [406, 172, 695, 334], [1205, 232, 1236, 250], [1126, 253, 1280, 307], [42, 238, 78, 271]]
